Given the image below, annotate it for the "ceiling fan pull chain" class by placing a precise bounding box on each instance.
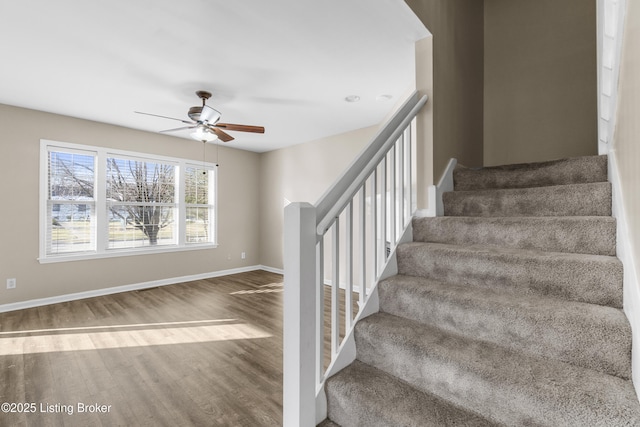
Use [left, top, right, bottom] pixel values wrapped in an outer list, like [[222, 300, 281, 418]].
[[202, 141, 207, 173]]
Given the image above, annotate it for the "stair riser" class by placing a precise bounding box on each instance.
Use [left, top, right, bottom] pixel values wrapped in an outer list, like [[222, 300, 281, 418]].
[[443, 182, 612, 217], [397, 243, 623, 308], [355, 314, 640, 426], [379, 277, 631, 379], [325, 361, 495, 427], [453, 155, 608, 191], [412, 216, 617, 256]]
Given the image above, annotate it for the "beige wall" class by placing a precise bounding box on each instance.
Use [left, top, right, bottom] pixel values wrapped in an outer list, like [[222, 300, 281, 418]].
[[415, 36, 434, 210], [613, 2, 640, 285], [0, 104, 261, 306], [406, 0, 485, 181], [259, 126, 377, 270], [484, 0, 598, 165]]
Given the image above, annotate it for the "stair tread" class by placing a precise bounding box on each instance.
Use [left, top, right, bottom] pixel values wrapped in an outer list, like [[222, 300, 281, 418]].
[[454, 155, 608, 191], [379, 274, 631, 378], [400, 240, 619, 259], [355, 312, 640, 426], [325, 360, 497, 427], [397, 242, 623, 307], [412, 215, 616, 256], [317, 419, 340, 427], [443, 182, 612, 217]]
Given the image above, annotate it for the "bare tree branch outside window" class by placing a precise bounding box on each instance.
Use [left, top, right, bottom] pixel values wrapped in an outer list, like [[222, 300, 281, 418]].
[[45, 143, 216, 258], [106, 158, 175, 246]]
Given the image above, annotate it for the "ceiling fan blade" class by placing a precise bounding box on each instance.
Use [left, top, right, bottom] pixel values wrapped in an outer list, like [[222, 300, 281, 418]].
[[209, 126, 234, 142], [135, 111, 193, 124], [159, 126, 197, 133], [216, 123, 265, 133], [199, 105, 222, 124]]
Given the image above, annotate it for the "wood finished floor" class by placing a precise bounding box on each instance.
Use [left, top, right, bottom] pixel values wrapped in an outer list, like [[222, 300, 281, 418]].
[[0, 270, 357, 427]]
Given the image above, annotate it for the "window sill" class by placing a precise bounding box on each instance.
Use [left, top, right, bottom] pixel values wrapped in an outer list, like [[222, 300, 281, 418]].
[[38, 243, 219, 264]]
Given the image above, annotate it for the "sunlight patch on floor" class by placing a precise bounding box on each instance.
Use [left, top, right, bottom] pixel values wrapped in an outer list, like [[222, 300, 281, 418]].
[[230, 282, 283, 295], [0, 319, 272, 355]]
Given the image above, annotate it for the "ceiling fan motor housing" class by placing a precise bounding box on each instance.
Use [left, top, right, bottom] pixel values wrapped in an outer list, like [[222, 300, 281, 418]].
[[188, 106, 203, 121], [189, 91, 213, 121]]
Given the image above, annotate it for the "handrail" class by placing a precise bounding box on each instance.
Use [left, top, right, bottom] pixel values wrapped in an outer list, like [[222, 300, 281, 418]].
[[283, 91, 428, 426], [315, 92, 428, 235]]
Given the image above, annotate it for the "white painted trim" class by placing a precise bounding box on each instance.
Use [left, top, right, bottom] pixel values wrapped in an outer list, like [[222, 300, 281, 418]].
[[315, 386, 328, 426], [38, 243, 220, 264], [608, 152, 640, 398], [0, 265, 270, 313], [597, 0, 627, 153], [415, 207, 433, 218], [418, 185, 437, 217], [436, 158, 457, 216], [418, 159, 457, 218], [283, 202, 317, 427], [39, 139, 219, 263], [258, 265, 284, 275]]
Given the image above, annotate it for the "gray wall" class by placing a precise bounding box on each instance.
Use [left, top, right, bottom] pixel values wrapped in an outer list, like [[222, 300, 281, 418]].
[[407, 0, 597, 173], [484, 0, 598, 165], [406, 0, 485, 181]]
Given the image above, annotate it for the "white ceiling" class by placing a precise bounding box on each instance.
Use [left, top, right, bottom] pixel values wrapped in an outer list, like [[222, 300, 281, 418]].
[[0, 0, 428, 152]]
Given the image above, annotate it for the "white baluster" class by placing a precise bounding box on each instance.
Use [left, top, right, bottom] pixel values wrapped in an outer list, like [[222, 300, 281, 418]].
[[331, 219, 340, 357], [345, 201, 354, 331], [390, 144, 396, 245], [316, 238, 324, 385], [380, 156, 387, 266], [359, 185, 367, 306], [371, 170, 378, 281]]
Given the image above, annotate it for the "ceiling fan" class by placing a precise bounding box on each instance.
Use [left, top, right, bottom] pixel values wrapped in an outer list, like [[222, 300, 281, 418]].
[[135, 90, 265, 143]]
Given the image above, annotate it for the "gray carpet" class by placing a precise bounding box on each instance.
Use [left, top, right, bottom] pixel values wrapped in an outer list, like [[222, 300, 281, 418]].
[[452, 154, 608, 191], [320, 155, 640, 426]]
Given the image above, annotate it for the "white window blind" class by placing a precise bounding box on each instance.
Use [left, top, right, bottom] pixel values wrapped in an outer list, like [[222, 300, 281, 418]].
[[40, 140, 218, 262], [184, 166, 215, 244], [46, 148, 97, 255]]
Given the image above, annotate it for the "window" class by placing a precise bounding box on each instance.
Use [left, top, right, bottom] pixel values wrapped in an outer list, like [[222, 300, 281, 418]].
[[46, 149, 97, 255], [106, 156, 177, 249], [184, 166, 215, 244], [40, 140, 217, 262]]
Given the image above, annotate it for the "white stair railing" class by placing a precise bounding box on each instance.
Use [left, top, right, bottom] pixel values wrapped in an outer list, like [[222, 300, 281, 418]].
[[283, 91, 428, 426]]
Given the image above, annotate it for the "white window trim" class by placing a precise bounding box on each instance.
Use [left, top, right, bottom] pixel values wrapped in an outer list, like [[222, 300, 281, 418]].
[[39, 139, 218, 264]]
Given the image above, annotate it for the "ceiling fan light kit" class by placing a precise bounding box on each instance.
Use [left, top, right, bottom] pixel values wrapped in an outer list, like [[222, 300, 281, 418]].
[[135, 90, 265, 143], [190, 127, 218, 142]]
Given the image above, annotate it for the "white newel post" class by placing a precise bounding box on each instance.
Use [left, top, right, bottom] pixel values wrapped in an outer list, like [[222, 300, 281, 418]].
[[283, 202, 317, 427]]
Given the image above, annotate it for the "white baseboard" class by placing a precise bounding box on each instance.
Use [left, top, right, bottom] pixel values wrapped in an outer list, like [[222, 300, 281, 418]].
[[0, 265, 277, 313], [609, 152, 640, 399], [258, 265, 284, 275]]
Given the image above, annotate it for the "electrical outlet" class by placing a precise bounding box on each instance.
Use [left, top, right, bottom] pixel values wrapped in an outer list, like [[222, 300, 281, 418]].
[[241, 252, 246, 259], [6, 278, 16, 289]]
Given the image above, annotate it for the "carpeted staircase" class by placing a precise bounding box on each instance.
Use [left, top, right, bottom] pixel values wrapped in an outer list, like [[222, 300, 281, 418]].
[[320, 155, 640, 426]]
